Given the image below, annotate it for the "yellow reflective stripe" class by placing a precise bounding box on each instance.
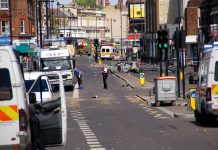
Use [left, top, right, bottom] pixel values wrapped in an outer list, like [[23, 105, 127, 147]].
[[0, 106, 18, 120], [212, 85, 218, 94]]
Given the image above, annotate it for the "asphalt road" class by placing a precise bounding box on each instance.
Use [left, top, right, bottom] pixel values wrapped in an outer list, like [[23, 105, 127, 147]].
[[48, 56, 218, 150]]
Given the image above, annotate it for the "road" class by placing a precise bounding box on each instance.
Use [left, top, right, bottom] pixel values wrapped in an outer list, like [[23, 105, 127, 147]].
[[48, 56, 218, 150]]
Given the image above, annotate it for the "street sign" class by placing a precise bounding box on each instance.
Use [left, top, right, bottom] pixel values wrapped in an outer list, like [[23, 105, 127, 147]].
[[140, 73, 145, 86]]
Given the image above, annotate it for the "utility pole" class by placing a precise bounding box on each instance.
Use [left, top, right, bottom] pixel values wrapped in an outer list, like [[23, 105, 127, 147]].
[[45, 0, 49, 39], [9, 0, 12, 44], [38, 1, 43, 48], [62, 5, 65, 37], [120, 6, 123, 52], [177, 0, 181, 97], [36, 0, 39, 45], [57, 2, 60, 37]]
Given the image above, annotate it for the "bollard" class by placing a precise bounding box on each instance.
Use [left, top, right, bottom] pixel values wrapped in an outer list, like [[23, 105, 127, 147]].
[[98, 58, 102, 65], [189, 88, 196, 110]]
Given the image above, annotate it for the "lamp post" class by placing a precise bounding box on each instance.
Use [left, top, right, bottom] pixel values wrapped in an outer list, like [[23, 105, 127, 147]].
[[68, 9, 72, 37], [57, 2, 60, 37], [62, 5, 65, 37]]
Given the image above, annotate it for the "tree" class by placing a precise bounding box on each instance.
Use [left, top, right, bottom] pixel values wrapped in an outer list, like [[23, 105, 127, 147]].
[[75, 0, 98, 9]]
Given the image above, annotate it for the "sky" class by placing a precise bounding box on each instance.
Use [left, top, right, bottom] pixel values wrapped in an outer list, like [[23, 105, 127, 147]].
[[57, 0, 120, 5]]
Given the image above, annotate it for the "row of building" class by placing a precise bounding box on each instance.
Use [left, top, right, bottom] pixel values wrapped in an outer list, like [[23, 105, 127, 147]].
[[0, 0, 217, 62]]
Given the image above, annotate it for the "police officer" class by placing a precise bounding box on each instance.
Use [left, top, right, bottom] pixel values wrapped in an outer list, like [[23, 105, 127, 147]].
[[102, 66, 108, 89]]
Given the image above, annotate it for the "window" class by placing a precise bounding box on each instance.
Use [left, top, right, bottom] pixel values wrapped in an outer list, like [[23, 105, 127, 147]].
[[0, 68, 12, 100], [1, 20, 9, 34], [20, 20, 25, 34], [214, 61, 218, 81], [106, 49, 110, 52], [25, 79, 49, 92], [0, 0, 8, 9], [102, 49, 105, 52]]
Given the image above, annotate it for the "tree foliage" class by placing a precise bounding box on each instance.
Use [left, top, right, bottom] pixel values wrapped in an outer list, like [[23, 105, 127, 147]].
[[75, 0, 98, 9]]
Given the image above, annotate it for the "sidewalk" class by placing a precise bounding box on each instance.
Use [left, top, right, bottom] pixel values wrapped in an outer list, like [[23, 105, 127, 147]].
[[114, 71, 194, 119]]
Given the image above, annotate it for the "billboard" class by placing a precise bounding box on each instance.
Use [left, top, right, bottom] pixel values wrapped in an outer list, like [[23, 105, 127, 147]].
[[129, 3, 145, 19]]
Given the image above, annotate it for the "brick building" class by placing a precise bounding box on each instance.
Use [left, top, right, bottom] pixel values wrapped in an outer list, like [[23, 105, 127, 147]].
[[185, 0, 201, 57], [0, 0, 35, 53]]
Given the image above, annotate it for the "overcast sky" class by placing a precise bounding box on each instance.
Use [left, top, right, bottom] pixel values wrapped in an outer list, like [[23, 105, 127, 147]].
[[57, 0, 119, 5]]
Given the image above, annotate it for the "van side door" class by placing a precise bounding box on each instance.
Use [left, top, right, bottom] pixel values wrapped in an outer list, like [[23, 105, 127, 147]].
[[28, 73, 67, 146]]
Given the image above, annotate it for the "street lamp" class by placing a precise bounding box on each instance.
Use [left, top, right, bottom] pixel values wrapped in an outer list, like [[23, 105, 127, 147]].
[[62, 5, 65, 37], [68, 9, 72, 37], [57, 2, 60, 37]]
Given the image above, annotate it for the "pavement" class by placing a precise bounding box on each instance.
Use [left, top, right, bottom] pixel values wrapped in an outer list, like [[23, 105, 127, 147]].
[[92, 61, 194, 119]]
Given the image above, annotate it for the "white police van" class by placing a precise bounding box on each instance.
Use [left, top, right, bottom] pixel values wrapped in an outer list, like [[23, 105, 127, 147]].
[[0, 46, 67, 149], [193, 42, 218, 124]]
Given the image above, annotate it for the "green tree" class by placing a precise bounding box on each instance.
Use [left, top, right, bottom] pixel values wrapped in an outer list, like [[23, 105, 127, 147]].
[[75, 0, 98, 9]]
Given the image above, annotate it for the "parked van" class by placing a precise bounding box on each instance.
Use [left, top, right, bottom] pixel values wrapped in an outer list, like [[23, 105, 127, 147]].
[[24, 72, 54, 103], [100, 45, 117, 59], [0, 46, 67, 149], [192, 43, 218, 124], [0, 46, 31, 149]]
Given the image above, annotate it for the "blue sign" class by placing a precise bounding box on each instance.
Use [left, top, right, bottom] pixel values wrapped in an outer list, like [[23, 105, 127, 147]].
[[140, 73, 144, 78], [190, 90, 196, 98]]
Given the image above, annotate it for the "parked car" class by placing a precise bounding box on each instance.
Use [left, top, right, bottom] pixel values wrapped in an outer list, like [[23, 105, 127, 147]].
[[107, 61, 139, 73]]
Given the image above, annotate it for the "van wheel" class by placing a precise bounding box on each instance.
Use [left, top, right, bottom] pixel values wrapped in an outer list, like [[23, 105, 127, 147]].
[[171, 101, 176, 106], [155, 101, 160, 107]]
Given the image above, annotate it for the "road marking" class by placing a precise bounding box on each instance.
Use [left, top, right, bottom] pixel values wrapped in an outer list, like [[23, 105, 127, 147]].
[[87, 139, 99, 142], [86, 136, 97, 139], [87, 142, 100, 145], [89, 145, 102, 148], [156, 107, 174, 117], [90, 148, 106, 150], [73, 83, 79, 98], [71, 111, 106, 149]]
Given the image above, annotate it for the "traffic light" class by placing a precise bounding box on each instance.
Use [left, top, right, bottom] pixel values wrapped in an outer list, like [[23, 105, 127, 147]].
[[157, 30, 168, 49], [94, 38, 99, 47], [157, 30, 163, 49], [162, 30, 168, 49]]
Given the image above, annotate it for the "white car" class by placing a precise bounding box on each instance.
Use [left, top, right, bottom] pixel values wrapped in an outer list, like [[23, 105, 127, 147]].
[[24, 72, 54, 103]]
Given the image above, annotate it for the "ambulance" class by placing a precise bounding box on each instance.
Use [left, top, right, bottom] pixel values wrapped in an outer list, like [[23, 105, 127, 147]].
[[100, 45, 117, 59], [192, 42, 218, 124], [0, 46, 67, 149]]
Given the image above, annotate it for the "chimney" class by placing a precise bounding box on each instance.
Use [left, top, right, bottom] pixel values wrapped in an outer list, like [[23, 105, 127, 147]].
[[118, 0, 123, 9]]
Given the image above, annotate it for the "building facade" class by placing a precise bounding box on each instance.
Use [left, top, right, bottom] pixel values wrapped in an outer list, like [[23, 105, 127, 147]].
[[0, 0, 35, 53]]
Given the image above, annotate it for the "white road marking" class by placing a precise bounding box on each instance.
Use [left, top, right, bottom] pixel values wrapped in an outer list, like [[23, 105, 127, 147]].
[[89, 145, 102, 148], [87, 142, 100, 145], [86, 136, 97, 139], [90, 148, 106, 150], [86, 139, 99, 142], [71, 110, 106, 149], [72, 83, 79, 98], [156, 107, 174, 117]]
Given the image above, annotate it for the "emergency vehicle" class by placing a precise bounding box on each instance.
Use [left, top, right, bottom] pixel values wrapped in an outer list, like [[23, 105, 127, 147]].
[[0, 46, 67, 149], [100, 44, 117, 59], [40, 47, 74, 89], [192, 42, 218, 124]]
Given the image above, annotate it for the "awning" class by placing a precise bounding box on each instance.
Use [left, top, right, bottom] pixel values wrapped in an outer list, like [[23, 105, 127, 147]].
[[16, 44, 30, 53]]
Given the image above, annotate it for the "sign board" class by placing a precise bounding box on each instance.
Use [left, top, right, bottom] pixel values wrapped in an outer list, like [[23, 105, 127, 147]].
[[185, 35, 197, 43], [140, 73, 145, 86], [129, 3, 145, 19], [40, 49, 69, 58]]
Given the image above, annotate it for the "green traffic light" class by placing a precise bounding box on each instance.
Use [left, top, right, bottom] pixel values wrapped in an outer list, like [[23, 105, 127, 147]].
[[158, 43, 162, 49], [163, 43, 168, 48]]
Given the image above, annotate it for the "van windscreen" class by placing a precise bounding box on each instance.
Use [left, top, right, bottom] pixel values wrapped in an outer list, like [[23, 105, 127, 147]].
[[215, 61, 218, 81], [0, 69, 12, 100]]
